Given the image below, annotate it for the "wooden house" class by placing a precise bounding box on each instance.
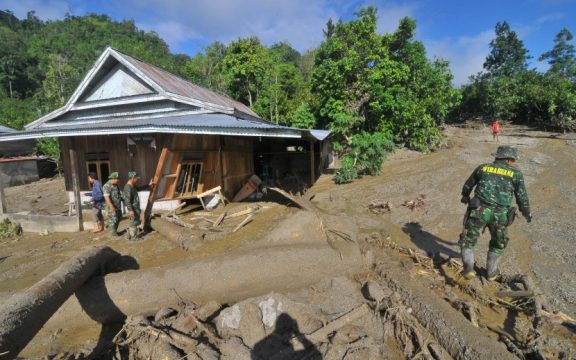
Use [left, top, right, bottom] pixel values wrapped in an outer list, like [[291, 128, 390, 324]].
[[0, 48, 330, 211]]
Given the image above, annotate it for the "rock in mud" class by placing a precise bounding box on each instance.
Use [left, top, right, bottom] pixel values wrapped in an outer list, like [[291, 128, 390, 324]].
[[361, 280, 392, 303]]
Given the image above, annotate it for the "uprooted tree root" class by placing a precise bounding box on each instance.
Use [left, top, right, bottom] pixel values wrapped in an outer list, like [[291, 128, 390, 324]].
[[377, 238, 574, 360]]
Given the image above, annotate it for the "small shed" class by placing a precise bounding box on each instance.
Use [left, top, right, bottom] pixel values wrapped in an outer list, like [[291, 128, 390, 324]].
[[0, 48, 331, 214]]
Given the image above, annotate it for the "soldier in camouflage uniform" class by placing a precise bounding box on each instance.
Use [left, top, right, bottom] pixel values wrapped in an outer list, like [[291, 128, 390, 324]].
[[460, 145, 532, 280], [123, 171, 153, 241], [103, 172, 123, 237]]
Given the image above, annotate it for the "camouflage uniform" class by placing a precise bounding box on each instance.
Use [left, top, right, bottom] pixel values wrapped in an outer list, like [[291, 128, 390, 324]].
[[103, 175, 123, 236], [123, 182, 141, 239], [459, 145, 531, 280], [460, 160, 530, 254], [123, 171, 149, 240]]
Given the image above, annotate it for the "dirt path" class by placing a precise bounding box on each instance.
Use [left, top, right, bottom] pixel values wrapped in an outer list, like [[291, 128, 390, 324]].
[[1, 124, 575, 359]]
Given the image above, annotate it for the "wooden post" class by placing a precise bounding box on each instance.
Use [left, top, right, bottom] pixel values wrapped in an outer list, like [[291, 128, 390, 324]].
[[219, 137, 225, 190], [143, 146, 170, 230], [69, 140, 83, 231], [0, 176, 6, 216], [309, 140, 315, 184]]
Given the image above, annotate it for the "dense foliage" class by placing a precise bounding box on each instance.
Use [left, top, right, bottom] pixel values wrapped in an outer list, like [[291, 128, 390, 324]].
[[1, 7, 574, 184], [460, 22, 576, 131]]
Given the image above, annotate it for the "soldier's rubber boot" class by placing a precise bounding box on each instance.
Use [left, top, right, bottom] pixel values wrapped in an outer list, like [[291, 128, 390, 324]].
[[127, 227, 142, 241], [461, 247, 476, 280], [486, 251, 501, 281]]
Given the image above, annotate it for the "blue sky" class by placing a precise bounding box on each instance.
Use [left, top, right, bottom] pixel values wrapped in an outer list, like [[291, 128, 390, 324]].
[[1, 0, 575, 85]]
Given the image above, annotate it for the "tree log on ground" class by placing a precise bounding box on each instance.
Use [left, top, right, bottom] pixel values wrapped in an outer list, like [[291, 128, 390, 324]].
[[0, 245, 119, 360], [40, 242, 365, 333]]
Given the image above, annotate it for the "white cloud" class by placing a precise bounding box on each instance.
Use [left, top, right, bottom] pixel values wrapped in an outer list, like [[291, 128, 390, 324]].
[[115, 0, 340, 53], [0, 0, 68, 19], [139, 20, 202, 47], [536, 12, 565, 24], [375, 3, 417, 34], [426, 29, 493, 86]]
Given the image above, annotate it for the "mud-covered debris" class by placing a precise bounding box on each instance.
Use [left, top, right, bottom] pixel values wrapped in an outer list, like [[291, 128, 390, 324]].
[[402, 195, 426, 210], [361, 281, 392, 303], [154, 307, 178, 322], [367, 199, 393, 214]]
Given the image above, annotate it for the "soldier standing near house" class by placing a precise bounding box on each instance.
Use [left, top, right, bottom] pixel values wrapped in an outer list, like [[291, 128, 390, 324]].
[[123, 171, 154, 241], [103, 172, 123, 238], [459, 145, 532, 280]]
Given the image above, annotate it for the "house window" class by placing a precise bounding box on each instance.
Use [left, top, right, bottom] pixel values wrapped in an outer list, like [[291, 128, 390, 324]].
[[86, 157, 111, 183], [176, 161, 203, 197]]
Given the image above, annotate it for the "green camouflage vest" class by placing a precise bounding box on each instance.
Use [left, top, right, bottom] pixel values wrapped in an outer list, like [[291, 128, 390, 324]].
[[462, 160, 530, 213], [103, 181, 122, 208], [123, 183, 141, 213]]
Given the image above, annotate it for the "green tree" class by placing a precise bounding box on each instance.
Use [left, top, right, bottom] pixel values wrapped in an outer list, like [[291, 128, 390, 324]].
[[539, 27, 576, 79], [290, 103, 316, 129], [182, 41, 228, 93], [484, 21, 531, 77], [221, 37, 269, 107]]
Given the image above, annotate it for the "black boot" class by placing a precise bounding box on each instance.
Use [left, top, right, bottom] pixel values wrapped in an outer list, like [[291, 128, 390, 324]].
[[461, 247, 476, 280], [486, 251, 501, 281]]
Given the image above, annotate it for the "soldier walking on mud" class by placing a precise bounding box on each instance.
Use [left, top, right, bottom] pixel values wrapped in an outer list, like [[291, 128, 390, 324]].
[[123, 171, 154, 241], [459, 145, 532, 280], [103, 171, 123, 238]]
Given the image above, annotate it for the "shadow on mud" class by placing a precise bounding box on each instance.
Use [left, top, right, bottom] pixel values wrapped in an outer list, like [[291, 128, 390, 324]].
[[402, 222, 460, 258], [251, 313, 321, 360]]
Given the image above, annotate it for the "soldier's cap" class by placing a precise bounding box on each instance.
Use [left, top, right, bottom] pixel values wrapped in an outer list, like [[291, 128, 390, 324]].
[[108, 172, 119, 179], [128, 171, 140, 179], [493, 145, 518, 160]]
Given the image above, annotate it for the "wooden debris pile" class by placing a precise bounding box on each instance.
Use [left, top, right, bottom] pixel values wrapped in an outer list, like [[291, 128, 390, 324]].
[[402, 194, 427, 211], [91, 278, 450, 360], [367, 199, 393, 214], [155, 205, 263, 251]]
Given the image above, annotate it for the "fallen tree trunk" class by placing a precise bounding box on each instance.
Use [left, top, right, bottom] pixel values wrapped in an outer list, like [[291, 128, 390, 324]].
[[377, 252, 518, 360], [0, 245, 119, 360], [41, 242, 365, 333]]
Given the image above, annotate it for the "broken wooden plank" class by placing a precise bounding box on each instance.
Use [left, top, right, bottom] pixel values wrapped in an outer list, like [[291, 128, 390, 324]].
[[213, 212, 227, 228], [227, 206, 260, 218], [143, 147, 170, 230], [0, 246, 119, 360], [267, 187, 313, 211], [232, 214, 254, 233]]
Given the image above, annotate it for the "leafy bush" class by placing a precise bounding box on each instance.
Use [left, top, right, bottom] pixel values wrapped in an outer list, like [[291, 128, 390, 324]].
[[334, 156, 358, 184], [334, 130, 394, 184], [0, 218, 22, 239]]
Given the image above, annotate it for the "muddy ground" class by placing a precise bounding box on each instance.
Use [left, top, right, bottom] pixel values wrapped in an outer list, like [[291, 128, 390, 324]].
[[0, 124, 575, 359]]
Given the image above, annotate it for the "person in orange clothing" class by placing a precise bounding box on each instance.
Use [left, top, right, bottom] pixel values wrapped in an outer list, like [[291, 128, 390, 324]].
[[492, 120, 501, 141]]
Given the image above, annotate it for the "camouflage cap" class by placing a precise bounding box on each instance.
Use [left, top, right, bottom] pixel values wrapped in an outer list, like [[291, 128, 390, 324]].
[[108, 171, 119, 179], [127, 171, 140, 179], [494, 145, 518, 160]]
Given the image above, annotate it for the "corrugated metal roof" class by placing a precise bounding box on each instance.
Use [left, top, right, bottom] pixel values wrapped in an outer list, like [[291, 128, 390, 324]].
[[117, 50, 259, 118], [308, 129, 331, 141], [0, 113, 303, 141], [0, 125, 17, 133]]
